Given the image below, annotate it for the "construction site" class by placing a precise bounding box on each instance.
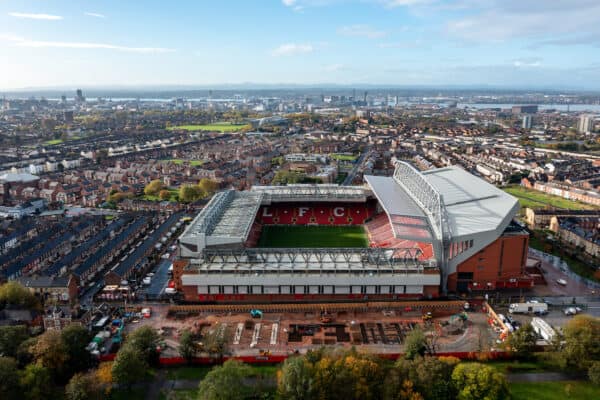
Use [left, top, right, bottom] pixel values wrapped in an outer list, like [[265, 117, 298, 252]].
[[126, 300, 509, 359]]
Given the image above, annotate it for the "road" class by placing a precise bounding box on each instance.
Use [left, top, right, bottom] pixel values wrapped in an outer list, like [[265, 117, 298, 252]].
[[342, 148, 371, 186], [143, 258, 173, 300]]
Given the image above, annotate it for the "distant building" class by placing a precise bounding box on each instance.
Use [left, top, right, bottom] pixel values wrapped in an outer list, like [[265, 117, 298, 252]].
[[578, 114, 594, 134], [75, 89, 85, 103], [64, 110, 74, 123], [522, 115, 533, 129], [512, 105, 538, 114]]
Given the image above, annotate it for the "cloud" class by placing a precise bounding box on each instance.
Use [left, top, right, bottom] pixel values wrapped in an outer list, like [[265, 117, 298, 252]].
[[338, 24, 386, 39], [0, 34, 174, 53], [84, 12, 105, 18], [282, 0, 296, 5], [446, 0, 600, 43], [512, 58, 542, 68], [323, 63, 345, 72], [383, 0, 435, 7], [377, 40, 421, 48], [271, 43, 313, 56], [8, 12, 63, 20]]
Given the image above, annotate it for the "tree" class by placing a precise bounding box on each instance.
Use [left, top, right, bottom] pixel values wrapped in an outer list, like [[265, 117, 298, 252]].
[[125, 326, 160, 366], [95, 362, 113, 396], [203, 324, 229, 360], [451, 363, 510, 400], [178, 329, 197, 363], [0, 281, 40, 310], [386, 356, 458, 400], [61, 324, 93, 375], [65, 372, 103, 400], [197, 359, 253, 400], [560, 315, 600, 371], [159, 189, 171, 201], [0, 325, 29, 358], [507, 323, 537, 360], [0, 357, 20, 400], [198, 178, 218, 195], [30, 330, 68, 380], [404, 327, 427, 360], [179, 184, 203, 203], [144, 179, 165, 196], [111, 347, 147, 389], [19, 363, 52, 400], [278, 356, 315, 400], [589, 361, 600, 385]]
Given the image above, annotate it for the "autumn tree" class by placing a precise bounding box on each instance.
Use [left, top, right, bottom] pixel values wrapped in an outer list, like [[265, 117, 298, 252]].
[[144, 179, 165, 196], [197, 359, 253, 400], [0, 357, 20, 400], [159, 189, 171, 201], [179, 184, 203, 203], [95, 362, 113, 396], [198, 178, 218, 195], [30, 330, 68, 380], [65, 372, 103, 400], [451, 363, 510, 400]]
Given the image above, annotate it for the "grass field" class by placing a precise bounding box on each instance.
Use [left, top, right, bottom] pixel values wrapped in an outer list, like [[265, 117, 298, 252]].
[[510, 381, 600, 400], [44, 139, 64, 145], [258, 225, 368, 248], [162, 159, 204, 166], [140, 189, 179, 202], [330, 153, 359, 161], [167, 122, 249, 132], [503, 185, 599, 210]]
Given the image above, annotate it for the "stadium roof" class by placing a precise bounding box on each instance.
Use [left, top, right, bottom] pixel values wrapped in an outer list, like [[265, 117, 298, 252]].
[[421, 166, 519, 238], [180, 190, 263, 244], [365, 163, 519, 242], [252, 184, 367, 203]]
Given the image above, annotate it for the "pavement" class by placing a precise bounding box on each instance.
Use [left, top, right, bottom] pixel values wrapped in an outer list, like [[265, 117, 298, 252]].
[[507, 372, 584, 383]]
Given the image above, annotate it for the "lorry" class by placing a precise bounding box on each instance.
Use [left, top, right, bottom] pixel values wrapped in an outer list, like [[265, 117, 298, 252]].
[[509, 302, 548, 315]]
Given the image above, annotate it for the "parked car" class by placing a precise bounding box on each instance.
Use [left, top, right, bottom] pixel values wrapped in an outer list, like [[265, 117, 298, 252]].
[[564, 307, 582, 316], [557, 278, 568, 286]]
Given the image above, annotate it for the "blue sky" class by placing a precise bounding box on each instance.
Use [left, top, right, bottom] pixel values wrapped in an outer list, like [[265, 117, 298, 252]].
[[1, 0, 600, 89]]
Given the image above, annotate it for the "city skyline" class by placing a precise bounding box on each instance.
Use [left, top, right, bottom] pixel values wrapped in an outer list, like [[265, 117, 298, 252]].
[[1, 0, 600, 90]]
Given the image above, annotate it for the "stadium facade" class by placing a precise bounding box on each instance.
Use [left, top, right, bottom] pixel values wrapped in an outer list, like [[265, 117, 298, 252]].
[[174, 161, 531, 302]]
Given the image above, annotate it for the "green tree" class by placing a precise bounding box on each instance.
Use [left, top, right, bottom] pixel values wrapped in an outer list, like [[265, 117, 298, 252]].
[[178, 329, 197, 363], [589, 361, 600, 385], [203, 324, 229, 360], [451, 363, 509, 400], [507, 323, 537, 360], [65, 372, 103, 400], [0, 325, 29, 358], [0, 357, 20, 400], [278, 356, 315, 400], [404, 327, 427, 360], [111, 347, 147, 389], [144, 179, 165, 196], [0, 281, 40, 310], [125, 326, 160, 366], [20, 363, 52, 400], [197, 359, 253, 400], [61, 324, 93, 375], [560, 315, 600, 371]]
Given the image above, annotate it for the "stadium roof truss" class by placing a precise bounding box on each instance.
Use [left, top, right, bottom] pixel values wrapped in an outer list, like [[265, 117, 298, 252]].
[[192, 247, 437, 274], [252, 184, 368, 203]]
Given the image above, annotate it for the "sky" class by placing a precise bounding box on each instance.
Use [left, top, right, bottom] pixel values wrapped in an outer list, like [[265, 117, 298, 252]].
[[1, 0, 600, 90]]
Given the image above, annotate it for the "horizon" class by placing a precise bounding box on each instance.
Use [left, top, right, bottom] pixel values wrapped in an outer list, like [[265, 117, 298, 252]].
[[1, 0, 600, 90]]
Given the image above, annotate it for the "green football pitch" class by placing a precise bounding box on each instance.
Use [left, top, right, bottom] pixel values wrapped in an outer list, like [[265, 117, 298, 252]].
[[257, 225, 369, 248]]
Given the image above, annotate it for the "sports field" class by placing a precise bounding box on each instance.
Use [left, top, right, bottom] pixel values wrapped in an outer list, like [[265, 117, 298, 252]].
[[257, 225, 368, 248], [167, 122, 250, 132], [503, 185, 599, 210]]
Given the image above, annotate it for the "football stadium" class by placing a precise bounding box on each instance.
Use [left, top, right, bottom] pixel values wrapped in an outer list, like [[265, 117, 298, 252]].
[[174, 160, 531, 303]]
